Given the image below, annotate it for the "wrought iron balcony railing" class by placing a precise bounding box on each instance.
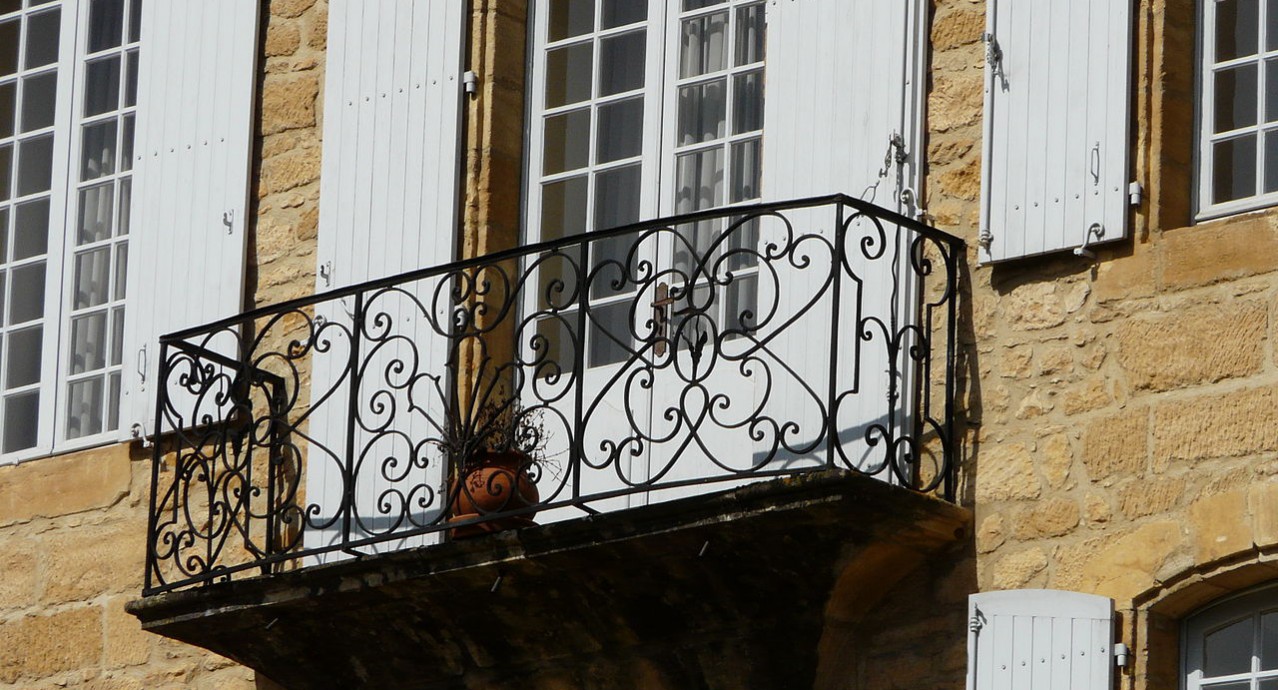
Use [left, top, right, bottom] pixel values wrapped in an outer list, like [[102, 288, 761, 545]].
[[142, 194, 964, 595]]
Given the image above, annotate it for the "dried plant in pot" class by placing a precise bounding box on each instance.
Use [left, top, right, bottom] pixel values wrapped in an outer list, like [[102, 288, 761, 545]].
[[434, 395, 551, 539]]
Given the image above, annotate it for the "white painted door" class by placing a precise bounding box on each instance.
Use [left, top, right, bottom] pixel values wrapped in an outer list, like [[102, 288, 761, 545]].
[[305, 0, 465, 559]]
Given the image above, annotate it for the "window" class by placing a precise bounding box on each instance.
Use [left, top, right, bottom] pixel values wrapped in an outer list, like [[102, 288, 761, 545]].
[[1199, 0, 1278, 218], [1184, 583, 1278, 689], [0, 0, 139, 461]]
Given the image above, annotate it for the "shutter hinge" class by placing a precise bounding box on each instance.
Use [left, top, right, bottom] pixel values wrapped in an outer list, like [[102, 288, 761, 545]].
[[1129, 181, 1144, 207], [222, 209, 235, 235], [462, 70, 478, 96], [969, 608, 986, 634], [978, 229, 993, 252], [319, 261, 333, 288], [983, 33, 1007, 89], [1114, 643, 1130, 668]]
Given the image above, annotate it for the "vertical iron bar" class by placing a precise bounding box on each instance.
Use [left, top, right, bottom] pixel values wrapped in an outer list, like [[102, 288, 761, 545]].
[[571, 241, 589, 503], [264, 376, 280, 565], [825, 202, 845, 469], [342, 292, 365, 547], [944, 245, 959, 502], [142, 341, 171, 595]]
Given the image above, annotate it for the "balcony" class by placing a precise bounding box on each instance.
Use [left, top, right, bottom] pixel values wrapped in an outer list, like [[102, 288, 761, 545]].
[[128, 195, 969, 688]]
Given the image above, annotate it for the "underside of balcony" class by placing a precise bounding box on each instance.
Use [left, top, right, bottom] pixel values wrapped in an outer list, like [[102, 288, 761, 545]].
[[128, 470, 970, 690]]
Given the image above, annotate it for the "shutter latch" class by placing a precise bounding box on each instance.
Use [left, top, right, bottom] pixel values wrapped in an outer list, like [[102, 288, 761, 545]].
[[1073, 222, 1105, 261]]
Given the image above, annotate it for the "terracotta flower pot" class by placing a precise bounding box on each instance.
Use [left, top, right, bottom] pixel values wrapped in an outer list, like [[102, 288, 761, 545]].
[[448, 449, 540, 538]]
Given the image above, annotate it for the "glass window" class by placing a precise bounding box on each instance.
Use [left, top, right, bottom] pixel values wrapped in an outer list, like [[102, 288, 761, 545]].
[[1186, 585, 1278, 689]]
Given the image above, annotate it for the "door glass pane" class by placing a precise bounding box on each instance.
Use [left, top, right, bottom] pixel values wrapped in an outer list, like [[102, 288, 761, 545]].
[[1270, 0, 1278, 50], [13, 197, 47, 260], [596, 97, 643, 163], [0, 208, 8, 261], [66, 375, 104, 438], [735, 4, 765, 66], [123, 49, 137, 106], [601, 0, 645, 29], [116, 176, 131, 234], [725, 273, 758, 335], [541, 175, 588, 240], [19, 71, 56, 132], [0, 19, 17, 77], [1204, 617, 1253, 677], [112, 244, 126, 299], [0, 143, 11, 201], [595, 164, 641, 231], [5, 325, 40, 387], [535, 315, 575, 375], [680, 12, 728, 78], [599, 30, 645, 96], [109, 305, 123, 364], [2, 389, 39, 452], [1216, 64, 1259, 132], [1266, 132, 1278, 194], [0, 81, 15, 137], [684, 0, 727, 10], [74, 247, 111, 309], [548, 0, 592, 42], [78, 181, 114, 244], [70, 311, 107, 374], [0, 0, 15, 12], [84, 55, 121, 117], [675, 147, 725, 214], [107, 370, 120, 430], [1217, 0, 1260, 62], [588, 300, 629, 367], [120, 113, 133, 171], [128, 0, 141, 43], [1269, 60, 1278, 123], [544, 108, 590, 175], [88, 0, 126, 53], [546, 43, 592, 108], [8, 261, 43, 324], [732, 70, 764, 134], [81, 119, 118, 180], [17, 134, 53, 195], [24, 9, 60, 69], [1214, 135, 1258, 203], [1262, 610, 1278, 670], [678, 79, 726, 145], [730, 138, 761, 202]]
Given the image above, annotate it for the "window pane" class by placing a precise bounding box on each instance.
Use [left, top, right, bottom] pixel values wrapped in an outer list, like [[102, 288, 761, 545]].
[[128, 0, 141, 43], [0, 208, 8, 262], [1214, 135, 1258, 203], [601, 0, 645, 29], [84, 55, 121, 117], [541, 175, 588, 240], [107, 370, 120, 431], [1216, 64, 1259, 132], [684, 0, 727, 10], [599, 30, 645, 97], [1267, 132, 1278, 194], [1217, 0, 1260, 62], [70, 311, 107, 374], [678, 79, 726, 145], [2, 390, 39, 452], [116, 176, 131, 234], [109, 305, 123, 365], [730, 138, 761, 202], [0, 19, 17, 78], [78, 181, 114, 244], [680, 12, 728, 78], [1263, 610, 1278, 670], [732, 70, 764, 134], [120, 113, 133, 171], [535, 315, 574, 375], [675, 147, 725, 214], [81, 119, 118, 180], [725, 273, 758, 335], [0, 0, 15, 12], [112, 244, 126, 299], [543, 108, 590, 175], [88, 0, 126, 53], [548, 0, 592, 42], [6, 325, 40, 387], [1204, 617, 1253, 677], [1272, 0, 1278, 51], [735, 4, 765, 66], [597, 97, 643, 163], [595, 164, 641, 230], [74, 247, 111, 309], [13, 197, 47, 260], [24, 9, 60, 70], [545, 43, 592, 108], [588, 300, 630, 367], [124, 49, 137, 106], [17, 134, 53, 195], [66, 376, 104, 438], [19, 71, 55, 132], [0, 81, 14, 137], [0, 143, 11, 201], [8, 261, 43, 324]]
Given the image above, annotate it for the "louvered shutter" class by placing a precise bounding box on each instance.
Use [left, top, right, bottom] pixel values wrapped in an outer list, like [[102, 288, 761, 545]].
[[979, 0, 1134, 262], [304, 0, 466, 556], [967, 590, 1115, 690], [119, 0, 260, 439], [758, 0, 928, 477]]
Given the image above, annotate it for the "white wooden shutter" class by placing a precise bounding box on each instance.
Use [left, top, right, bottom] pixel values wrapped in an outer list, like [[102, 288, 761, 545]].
[[967, 590, 1115, 690], [305, 0, 465, 557], [979, 0, 1134, 263], [119, 0, 260, 439], [757, 0, 928, 477]]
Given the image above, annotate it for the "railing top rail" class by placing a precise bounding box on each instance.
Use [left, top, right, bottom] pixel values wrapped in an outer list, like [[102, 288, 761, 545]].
[[161, 194, 964, 343]]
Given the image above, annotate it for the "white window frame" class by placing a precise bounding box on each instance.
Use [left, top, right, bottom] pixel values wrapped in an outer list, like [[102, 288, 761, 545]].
[[1197, 0, 1278, 221], [0, 0, 139, 465], [1183, 581, 1278, 689]]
